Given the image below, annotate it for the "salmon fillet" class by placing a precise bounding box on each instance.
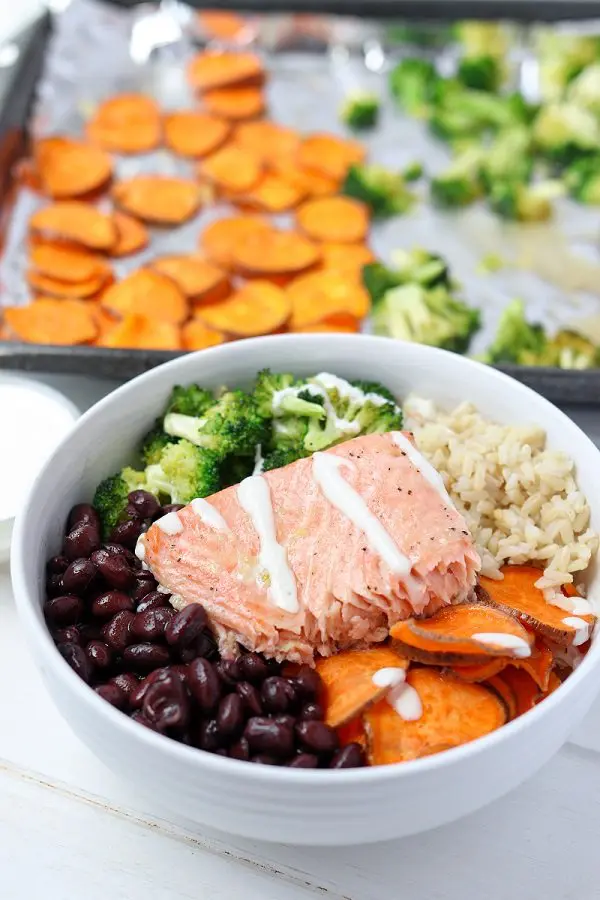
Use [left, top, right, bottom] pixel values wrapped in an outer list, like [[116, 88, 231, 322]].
[[141, 432, 480, 663]]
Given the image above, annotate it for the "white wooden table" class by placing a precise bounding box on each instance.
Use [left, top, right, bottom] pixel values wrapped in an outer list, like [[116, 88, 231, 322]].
[[3, 373, 600, 900]]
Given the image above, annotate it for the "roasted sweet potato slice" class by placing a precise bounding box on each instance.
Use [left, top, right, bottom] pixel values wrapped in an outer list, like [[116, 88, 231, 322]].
[[182, 319, 226, 351], [512, 640, 554, 691], [102, 269, 188, 324], [35, 137, 112, 200], [163, 111, 231, 159], [319, 242, 375, 278], [199, 144, 262, 194], [288, 270, 370, 328], [485, 674, 518, 720], [86, 94, 161, 154], [14, 158, 43, 193], [113, 176, 203, 226], [236, 121, 300, 164], [316, 646, 409, 729], [99, 313, 181, 350], [29, 242, 108, 283], [269, 159, 339, 198], [230, 228, 320, 276], [4, 298, 98, 345], [298, 133, 365, 181], [110, 212, 149, 258], [91, 304, 118, 343], [30, 202, 116, 251], [297, 196, 369, 244], [539, 671, 562, 701], [151, 255, 230, 304], [197, 10, 251, 41], [497, 666, 541, 716], [390, 603, 535, 665], [364, 668, 506, 765], [187, 50, 265, 93], [452, 658, 509, 683], [202, 87, 265, 121], [26, 269, 108, 299], [200, 215, 270, 269], [236, 174, 306, 213], [480, 565, 595, 648], [337, 716, 367, 749], [196, 280, 290, 336]]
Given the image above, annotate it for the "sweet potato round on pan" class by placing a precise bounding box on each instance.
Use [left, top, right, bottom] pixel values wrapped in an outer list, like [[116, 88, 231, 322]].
[[86, 94, 161, 154], [35, 137, 113, 199], [112, 176, 203, 226], [163, 111, 231, 158], [187, 50, 265, 92], [29, 202, 117, 251]]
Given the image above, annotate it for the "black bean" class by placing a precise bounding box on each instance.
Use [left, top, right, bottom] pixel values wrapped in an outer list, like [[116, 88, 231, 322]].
[[132, 574, 159, 604], [235, 681, 263, 716], [194, 719, 222, 753], [92, 590, 134, 619], [128, 490, 160, 519], [170, 664, 190, 682], [244, 717, 294, 758], [217, 693, 245, 739], [86, 640, 113, 671], [130, 606, 174, 641], [295, 721, 339, 755], [110, 518, 143, 549], [265, 657, 282, 676], [53, 625, 81, 645], [229, 736, 250, 761], [63, 520, 101, 561], [136, 590, 168, 614], [274, 714, 296, 730], [238, 653, 268, 684], [289, 753, 319, 768], [251, 754, 281, 765], [261, 676, 295, 714], [160, 503, 184, 517], [215, 658, 242, 686], [329, 743, 365, 769], [165, 604, 207, 649], [130, 668, 170, 710], [102, 543, 138, 566], [292, 665, 322, 700], [78, 622, 103, 643], [62, 558, 97, 595], [102, 610, 135, 651], [90, 549, 135, 590], [46, 574, 65, 598], [57, 642, 92, 683], [44, 594, 83, 626], [47, 555, 69, 575], [68, 503, 101, 532], [143, 671, 189, 731], [110, 672, 139, 702], [123, 643, 170, 671], [95, 683, 127, 710], [187, 658, 221, 713], [131, 710, 161, 731], [298, 701, 324, 722]]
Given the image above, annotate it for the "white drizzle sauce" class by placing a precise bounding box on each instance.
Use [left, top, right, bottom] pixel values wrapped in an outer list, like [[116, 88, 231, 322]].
[[372, 667, 406, 688], [471, 632, 532, 658], [312, 452, 412, 577], [391, 431, 455, 508], [237, 475, 299, 614], [312, 373, 395, 409], [134, 535, 146, 561], [253, 443, 264, 475], [191, 498, 229, 532], [388, 682, 423, 721], [562, 616, 590, 647], [155, 511, 183, 535], [546, 589, 595, 617]]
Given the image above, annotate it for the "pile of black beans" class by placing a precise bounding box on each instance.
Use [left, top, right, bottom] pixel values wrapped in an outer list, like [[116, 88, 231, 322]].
[[44, 491, 366, 769]]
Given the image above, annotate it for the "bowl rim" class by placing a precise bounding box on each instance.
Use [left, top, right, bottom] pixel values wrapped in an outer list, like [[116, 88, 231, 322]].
[[11, 333, 600, 785]]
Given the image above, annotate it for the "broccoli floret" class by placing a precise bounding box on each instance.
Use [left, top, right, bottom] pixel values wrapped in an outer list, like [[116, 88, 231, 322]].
[[362, 262, 406, 305], [533, 103, 600, 167], [140, 420, 173, 466], [219, 455, 255, 488], [163, 390, 266, 460], [342, 164, 415, 218], [488, 180, 563, 222], [340, 92, 380, 130], [430, 146, 484, 208], [429, 84, 530, 142], [166, 384, 214, 417], [385, 23, 451, 49], [389, 58, 440, 117], [455, 21, 510, 59], [479, 127, 534, 192], [262, 447, 306, 472], [350, 380, 397, 405], [390, 248, 451, 289], [93, 469, 147, 538], [253, 369, 325, 420], [565, 155, 600, 205], [536, 31, 600, 102], [484, 299, 548, 365], [145, 440, 220, 503], [402, 161, 424, 182], [567, 63, 600, 117], [457, 54, 502, 92], [372, 283, 480, 354], [550, 330, 600, 370]]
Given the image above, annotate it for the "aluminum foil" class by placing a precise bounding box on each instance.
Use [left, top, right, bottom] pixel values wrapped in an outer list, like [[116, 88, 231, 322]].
[[3, 0, 600, 353]]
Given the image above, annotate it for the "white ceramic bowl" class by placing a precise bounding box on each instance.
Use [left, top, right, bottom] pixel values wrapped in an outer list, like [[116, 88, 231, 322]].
[[11, 335, 600, 846]]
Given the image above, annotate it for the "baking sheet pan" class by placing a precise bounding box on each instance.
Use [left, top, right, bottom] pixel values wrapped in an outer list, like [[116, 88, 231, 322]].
[[1, 0, 600, 404]]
